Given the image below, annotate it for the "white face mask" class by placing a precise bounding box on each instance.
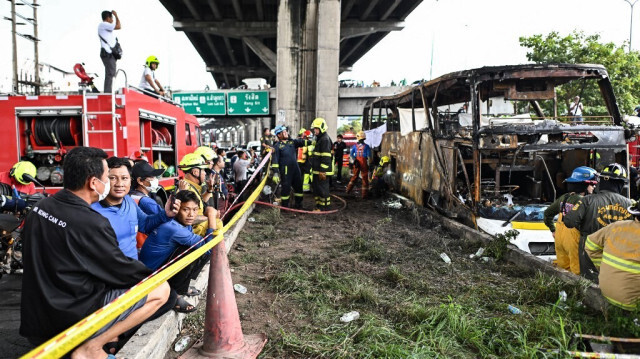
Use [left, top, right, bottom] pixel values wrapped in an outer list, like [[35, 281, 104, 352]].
[[95, 177, 110, 201], [145, 178, 160, 193]]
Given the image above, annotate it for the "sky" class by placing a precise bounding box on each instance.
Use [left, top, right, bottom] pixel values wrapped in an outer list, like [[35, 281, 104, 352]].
[[0, 0, 637, 93]]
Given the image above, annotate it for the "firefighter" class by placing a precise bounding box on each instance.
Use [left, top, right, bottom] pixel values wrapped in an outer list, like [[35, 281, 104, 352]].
[[543, 166, 598, 275], [0, 161, 37, 211], [564, 163, 634, 281], [369, 155, 391, 197], [178, 153, 219, 236], [260, 127, 276, 157], [297, 128, 313, 192], [346, 131, 371, 199], [310, 118, 333, 211], [193, 146, 218, 206], [584, 201, 640, 310], [271, 125, 307, 208]]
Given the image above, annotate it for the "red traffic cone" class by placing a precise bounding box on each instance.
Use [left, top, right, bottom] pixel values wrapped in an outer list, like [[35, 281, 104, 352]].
[[180, 240, 266, 358]]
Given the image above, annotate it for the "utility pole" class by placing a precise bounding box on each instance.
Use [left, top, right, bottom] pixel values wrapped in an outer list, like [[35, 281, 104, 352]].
[[11, 0, 18, 93], [625, 0, 639, 51], [33, 0, 39, 94]]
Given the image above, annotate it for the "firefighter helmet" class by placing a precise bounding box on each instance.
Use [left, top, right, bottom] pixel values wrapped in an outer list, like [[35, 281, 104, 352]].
[[274, 125, 287, 136], [380, 156, 390, 166], [311, 117, 327, 133], [565, 166, 598, 184], [11, 161, 37, 185], [600, 163, 629, 183], [356, 131, 366, 140], [298, 128, 306, 136], [179, 153, 207, 170], [194, 146, 217, 162], [145, 55, 160, 67]]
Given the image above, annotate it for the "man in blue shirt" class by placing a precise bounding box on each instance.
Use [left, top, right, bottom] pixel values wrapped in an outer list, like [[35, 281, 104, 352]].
[[92, 157, 179, 259], [140, 190, 218, 311]]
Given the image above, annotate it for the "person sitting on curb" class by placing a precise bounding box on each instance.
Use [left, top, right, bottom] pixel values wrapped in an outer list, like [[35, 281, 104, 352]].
[[130, 160, 165, 215], [139, 190, 219, 312], [20, 146, 171, 358], [92, 157, 179, 260]]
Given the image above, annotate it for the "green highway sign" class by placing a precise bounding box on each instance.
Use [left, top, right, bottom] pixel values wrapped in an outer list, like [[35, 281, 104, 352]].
[[173, 92, 226, 116], [227, 91, 269, 116]]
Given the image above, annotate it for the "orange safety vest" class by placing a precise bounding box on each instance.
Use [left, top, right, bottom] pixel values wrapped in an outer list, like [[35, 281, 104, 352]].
[[297, 146, 308, 163]]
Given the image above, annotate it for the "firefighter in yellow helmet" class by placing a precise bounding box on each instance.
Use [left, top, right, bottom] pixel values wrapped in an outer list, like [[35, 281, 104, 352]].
[[178, 153, 220, 236], [564, 163, 634, 281], [369, 155, 391, 197], [0, 161, 37, 211], [139, 55, 165, 97], [309, 118, 333, 210], [346, 131, 371, 199], [193, 145, 219, 207]]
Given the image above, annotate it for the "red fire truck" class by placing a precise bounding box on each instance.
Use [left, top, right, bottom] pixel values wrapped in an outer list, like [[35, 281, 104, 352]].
[[0, 87, 202, 201]]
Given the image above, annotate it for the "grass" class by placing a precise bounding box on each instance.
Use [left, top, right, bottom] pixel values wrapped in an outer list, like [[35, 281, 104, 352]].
[[259, 246, 640, 359]]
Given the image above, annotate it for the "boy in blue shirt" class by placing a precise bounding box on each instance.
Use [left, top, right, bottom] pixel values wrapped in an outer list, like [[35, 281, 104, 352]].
[[92, 157, 179, 259], [140, 190, 218, 312]]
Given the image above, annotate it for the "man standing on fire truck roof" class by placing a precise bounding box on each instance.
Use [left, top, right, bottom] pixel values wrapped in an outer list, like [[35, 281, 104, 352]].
[[98, 10, 121, 93]]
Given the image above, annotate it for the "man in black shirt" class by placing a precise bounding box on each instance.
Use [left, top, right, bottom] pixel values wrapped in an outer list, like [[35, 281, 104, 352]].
[[332, 134, 347, 183], [20, 147, 170, 358]]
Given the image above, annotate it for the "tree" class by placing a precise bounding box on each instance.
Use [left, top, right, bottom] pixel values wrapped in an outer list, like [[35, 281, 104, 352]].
[[519, 31, 640, 116], [337, 118, 362, 135]]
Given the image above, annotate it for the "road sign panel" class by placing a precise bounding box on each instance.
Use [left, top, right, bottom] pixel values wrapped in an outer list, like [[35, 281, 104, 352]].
[[227, 91, 269, 116], [173, 92, 226, 116]]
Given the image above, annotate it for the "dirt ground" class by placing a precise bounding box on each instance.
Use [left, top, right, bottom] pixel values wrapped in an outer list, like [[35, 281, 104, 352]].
[[166, 182, 639, 358]]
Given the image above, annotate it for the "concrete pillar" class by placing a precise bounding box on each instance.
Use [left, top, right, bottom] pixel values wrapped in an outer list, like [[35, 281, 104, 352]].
[[299, 0, 318, 131], [314, 0, 340, 141], [276, 0, 302, 133]]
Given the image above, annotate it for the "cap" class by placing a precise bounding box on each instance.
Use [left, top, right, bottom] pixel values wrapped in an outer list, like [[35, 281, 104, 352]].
[[132, 161, 165, 179]]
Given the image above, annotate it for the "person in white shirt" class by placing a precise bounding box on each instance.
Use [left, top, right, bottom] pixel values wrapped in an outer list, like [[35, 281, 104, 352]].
[[98, 10, 121, 93], [232, 151, 254, 193], [569, 96, 584, 123], [139, 56, 165, 97]]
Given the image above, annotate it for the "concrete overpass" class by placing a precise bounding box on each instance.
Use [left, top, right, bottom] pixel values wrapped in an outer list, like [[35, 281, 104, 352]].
[[160, 0, 424, 139], [196, 85, 412, 146]]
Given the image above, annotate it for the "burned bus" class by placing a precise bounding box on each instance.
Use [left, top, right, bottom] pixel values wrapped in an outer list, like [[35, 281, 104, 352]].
[[364, 64, 635, 260]]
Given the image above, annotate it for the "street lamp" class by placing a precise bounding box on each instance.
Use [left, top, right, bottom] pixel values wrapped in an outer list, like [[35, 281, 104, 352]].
[[625, 0, 639, 51]]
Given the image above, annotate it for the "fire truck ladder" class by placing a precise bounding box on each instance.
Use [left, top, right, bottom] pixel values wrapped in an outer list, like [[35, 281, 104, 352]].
[[81, 84, 123, 156]]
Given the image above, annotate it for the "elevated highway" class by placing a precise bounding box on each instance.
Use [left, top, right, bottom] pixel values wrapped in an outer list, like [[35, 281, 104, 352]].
[[160, 0, 423, 139]]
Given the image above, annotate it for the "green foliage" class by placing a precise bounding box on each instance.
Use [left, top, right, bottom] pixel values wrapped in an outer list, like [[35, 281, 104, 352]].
[[337, 119, 362, 135], [519, 31, 640, 116], [486, 229, 519, 261]]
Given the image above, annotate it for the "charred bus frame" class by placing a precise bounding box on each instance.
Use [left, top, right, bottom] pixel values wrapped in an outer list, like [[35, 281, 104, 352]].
[[363, 64, 633, 257]]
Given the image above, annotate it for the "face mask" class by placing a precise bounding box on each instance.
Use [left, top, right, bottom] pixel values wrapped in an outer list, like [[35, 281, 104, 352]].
[[145, 178, 160, 193], [95, 178, 110, 201]]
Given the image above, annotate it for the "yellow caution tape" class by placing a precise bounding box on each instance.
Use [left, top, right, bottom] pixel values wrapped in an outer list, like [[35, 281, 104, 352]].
[[21, 158, 270, 359]]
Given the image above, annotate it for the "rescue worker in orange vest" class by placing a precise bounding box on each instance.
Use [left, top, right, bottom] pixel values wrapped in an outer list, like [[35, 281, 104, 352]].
[[346, 131, 371, 199], [271, 125, 308, 208], [543, 166, 598, 275], [310, 118, 333, 211], [0, 161, 37, 211], [297, 128, 313, 192], [564, 163, 634, 281], [585, 201, 640, 310]]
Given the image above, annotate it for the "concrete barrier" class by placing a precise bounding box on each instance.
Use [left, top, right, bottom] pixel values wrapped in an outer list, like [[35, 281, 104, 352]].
[[117, 204, 255, 359]]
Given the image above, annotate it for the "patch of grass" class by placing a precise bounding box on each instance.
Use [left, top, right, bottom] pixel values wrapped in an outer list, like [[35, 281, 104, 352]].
[[254, 207, 282, 225], [383, 265, 407, 286], [346, 235, 387, 262], [486, 229, 518, 261], [240, 253, 258, 263]]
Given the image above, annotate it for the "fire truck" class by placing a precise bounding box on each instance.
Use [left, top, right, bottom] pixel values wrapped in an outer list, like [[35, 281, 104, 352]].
[[0, 85, 202, 202]]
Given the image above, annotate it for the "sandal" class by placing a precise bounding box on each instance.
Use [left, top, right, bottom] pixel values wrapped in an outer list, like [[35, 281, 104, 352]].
[[185, 286, 201, 297], [174, 295, 196, 313]]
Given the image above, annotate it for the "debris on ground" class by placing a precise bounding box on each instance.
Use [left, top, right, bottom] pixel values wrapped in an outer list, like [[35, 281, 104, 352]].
[[259, 241, 270, 248], [439, 252, 452, 264], [339, 311, 360, 323], [248, 217, 256, 222], [233, 284, 247, 294], [173, 336, 191, 352], [382, 199, 402, 209], [507, 305, 522, 315]]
